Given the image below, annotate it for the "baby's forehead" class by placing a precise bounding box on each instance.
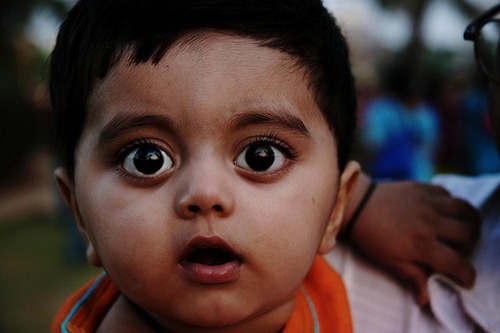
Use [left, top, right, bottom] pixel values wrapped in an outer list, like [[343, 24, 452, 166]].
[[86, 32, 320, 125]]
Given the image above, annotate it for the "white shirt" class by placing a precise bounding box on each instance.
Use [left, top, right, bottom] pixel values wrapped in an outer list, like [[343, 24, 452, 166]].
[[326, 173, 500, 333]]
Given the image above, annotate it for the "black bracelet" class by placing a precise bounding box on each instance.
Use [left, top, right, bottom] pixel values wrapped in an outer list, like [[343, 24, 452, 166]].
[[343, 180, 377, 239]]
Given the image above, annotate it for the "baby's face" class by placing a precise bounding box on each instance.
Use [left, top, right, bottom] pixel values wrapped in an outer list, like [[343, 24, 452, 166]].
[[65, 32, 352, 330]]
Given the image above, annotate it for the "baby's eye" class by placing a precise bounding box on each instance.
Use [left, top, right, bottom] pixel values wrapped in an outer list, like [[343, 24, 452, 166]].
[[123, 145, 173, 177], [235, 142, 286, 172]]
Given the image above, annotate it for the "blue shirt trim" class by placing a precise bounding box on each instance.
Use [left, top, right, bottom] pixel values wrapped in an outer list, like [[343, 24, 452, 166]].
[[301, 286, 320, 333], [61, 272, 107, 333]]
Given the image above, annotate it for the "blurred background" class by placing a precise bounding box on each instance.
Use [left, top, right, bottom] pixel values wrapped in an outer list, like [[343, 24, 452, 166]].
[[0, 0, 499, 331]]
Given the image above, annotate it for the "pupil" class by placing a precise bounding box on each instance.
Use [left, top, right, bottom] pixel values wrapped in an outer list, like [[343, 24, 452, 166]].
[[245, 145, 275, 171], [133, 147, 163, 174]]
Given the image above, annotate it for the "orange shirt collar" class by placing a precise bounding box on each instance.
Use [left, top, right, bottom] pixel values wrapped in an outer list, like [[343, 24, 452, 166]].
[[283, 255, 353, 333]]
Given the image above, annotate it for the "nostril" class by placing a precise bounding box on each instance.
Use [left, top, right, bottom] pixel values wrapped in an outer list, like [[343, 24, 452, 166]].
[[185, 204, 224, 214], [188, 205, 201, 213], [188, 205, 222, 213]]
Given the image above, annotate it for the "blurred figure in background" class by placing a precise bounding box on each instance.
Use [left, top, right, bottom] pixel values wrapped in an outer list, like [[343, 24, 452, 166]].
[[432, 76, 467, 173], [360, 61, 439, 181], [407, 99, 440, 181]]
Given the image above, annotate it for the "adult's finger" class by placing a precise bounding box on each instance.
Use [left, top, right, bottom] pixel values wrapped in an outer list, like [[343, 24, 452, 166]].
[[389, 262, 430, 306], [421, 242, 476, 288], [434, 216, 480, 255], [432, 196, 482, 231]]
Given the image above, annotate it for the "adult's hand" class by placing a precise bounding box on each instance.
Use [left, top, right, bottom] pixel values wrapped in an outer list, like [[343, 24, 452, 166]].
[[341, 172, 481, 305]]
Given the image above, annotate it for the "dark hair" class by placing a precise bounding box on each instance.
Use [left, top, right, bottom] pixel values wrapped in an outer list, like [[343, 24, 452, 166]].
[[50, 0, 356, 178]]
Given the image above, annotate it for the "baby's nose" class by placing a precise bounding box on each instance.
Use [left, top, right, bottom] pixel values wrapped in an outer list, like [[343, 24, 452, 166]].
[[174, 160, 235, 219]]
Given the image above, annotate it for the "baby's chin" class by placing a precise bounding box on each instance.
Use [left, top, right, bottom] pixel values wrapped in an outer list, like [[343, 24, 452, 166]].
[[156, 309, 257, 332], [152, 295, 293, 333]]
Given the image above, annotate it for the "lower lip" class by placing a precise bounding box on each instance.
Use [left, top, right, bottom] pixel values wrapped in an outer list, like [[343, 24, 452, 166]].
[[181, 260, 242, 284]]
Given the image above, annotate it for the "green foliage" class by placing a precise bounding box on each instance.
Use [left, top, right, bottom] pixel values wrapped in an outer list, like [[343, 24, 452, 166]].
[[0, 0, 67, 185], [0, 215, 100, 333]]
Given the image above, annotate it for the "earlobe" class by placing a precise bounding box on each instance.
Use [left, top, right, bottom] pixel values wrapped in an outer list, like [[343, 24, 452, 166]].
[[318, 161, 360, 254], [54, 167, 102, 267]]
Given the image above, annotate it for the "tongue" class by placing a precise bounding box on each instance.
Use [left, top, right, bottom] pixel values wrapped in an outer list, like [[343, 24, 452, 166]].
[[187, 248, 234, 266]]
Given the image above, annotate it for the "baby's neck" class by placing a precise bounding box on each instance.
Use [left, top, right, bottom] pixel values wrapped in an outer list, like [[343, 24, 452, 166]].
[[96, 294, 293, 333], [95, 295, 157, 332]]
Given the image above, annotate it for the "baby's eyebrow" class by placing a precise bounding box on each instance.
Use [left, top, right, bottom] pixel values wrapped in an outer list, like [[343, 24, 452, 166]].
[[98, 114, 175, 145], [230, 111, 310, 137], [97, 110, 310, 145]]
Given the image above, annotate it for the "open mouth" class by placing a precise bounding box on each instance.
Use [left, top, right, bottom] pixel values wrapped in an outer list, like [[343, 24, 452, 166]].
[[185, 247, 238, 266], [180, 236, 242, 284]]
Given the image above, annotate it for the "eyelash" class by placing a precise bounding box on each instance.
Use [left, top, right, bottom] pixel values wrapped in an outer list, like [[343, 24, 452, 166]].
[[244, 133, 299, 161], [114, 138, 159, 165]]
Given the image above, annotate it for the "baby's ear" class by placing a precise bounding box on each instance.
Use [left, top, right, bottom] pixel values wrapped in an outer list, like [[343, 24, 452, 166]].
[[318, 161, 360, 254], [54, 167, 102, 267]]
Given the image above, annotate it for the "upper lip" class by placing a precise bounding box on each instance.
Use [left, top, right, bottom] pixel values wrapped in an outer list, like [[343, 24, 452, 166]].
[[179, 235, 242, 265]]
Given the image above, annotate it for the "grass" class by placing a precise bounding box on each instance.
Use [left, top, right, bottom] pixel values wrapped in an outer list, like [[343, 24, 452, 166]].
[[0, 214, 100, 333]]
